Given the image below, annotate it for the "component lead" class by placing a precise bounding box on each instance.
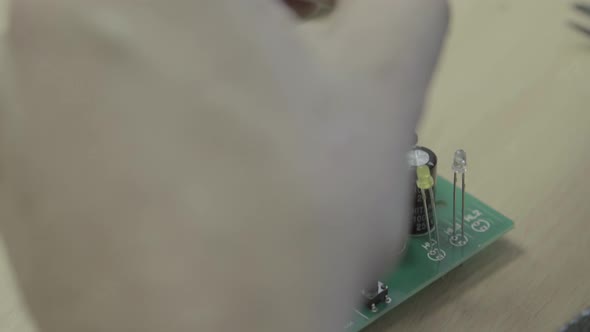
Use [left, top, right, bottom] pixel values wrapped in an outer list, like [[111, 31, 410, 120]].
[[420, 188, 434, 247], [428, 188, 441, 249], [416, 165, 441, 257], [451, 150, 467, 242]]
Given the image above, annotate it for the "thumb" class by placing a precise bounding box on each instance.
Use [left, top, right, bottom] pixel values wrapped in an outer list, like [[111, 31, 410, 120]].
[[299, 0, 450, 125]]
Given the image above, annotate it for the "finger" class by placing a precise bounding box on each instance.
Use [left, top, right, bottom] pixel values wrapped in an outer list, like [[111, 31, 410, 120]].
[[299, 0, 450, 125], [1, 1, 362, 332], [0, 0, 9, 36]]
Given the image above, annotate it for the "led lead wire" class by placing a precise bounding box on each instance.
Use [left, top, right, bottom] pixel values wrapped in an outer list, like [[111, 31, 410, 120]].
[[452, 150, 467, 241]]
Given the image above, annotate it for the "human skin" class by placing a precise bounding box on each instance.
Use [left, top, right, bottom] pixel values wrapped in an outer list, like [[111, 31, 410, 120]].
[[0, 1, 449, 331]]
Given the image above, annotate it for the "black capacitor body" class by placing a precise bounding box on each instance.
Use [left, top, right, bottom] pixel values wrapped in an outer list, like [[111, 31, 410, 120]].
[[407, 145, 437, 236]]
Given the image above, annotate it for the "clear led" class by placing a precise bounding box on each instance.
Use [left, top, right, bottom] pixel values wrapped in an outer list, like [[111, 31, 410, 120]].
[[452, 149, 467, 174]]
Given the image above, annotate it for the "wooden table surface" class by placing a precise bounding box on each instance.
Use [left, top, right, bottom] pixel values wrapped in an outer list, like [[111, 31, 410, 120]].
[[367, 0, 590, 331], [0, 0, 589, 331]]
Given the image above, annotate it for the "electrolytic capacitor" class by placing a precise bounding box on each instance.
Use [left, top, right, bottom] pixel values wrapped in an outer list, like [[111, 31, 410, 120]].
[[406, 145, 438, 236]]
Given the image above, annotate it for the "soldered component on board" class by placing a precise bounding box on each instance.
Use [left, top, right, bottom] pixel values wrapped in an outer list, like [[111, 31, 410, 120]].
[[346, 169, 515, 331], [451, 149, 468, 246], [416, 165, 445, 261], [361, 281, 391, 312], [407, 145, 438, 236]]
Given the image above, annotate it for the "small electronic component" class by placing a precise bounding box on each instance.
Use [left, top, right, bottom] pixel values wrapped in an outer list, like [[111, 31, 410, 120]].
[[416, 165, 445, 261], [361, 281, 391, 312], [451, 149, 468, 246], [407, 146, 438, 235]]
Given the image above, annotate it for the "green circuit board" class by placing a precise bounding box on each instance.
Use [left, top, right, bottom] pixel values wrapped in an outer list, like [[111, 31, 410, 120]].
[[344, 177, 514, 331]]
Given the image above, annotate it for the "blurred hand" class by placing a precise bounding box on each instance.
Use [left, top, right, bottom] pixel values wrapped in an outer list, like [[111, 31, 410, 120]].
[[0, 1, 448, 331], [283, 0, 336, 18]]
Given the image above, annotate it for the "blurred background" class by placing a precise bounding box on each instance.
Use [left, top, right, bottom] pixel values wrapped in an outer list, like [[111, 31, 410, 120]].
[[0, 0, 589, 331]]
